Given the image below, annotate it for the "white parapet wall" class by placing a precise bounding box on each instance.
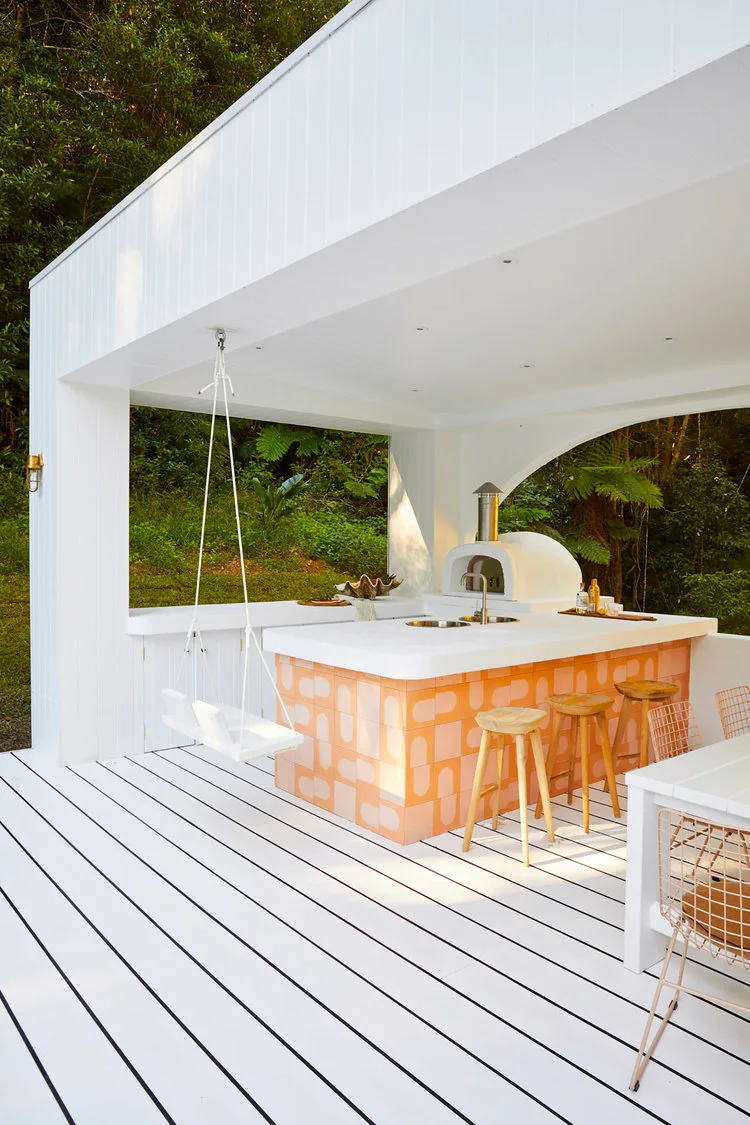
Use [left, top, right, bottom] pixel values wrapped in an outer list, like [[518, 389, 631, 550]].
[[690, 633, 750, 744]]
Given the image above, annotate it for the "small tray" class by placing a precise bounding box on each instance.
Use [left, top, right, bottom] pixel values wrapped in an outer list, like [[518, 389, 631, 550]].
[[558, 608, 657, 622], [297, 598, 350, 608]]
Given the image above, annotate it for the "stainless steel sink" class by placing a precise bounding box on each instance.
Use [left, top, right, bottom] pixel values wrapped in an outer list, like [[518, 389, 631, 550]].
[[405, 618, 471, 628], [458, 615, 519, 624]]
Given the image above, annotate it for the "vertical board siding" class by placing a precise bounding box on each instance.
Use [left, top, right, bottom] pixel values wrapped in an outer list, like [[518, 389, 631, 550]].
[[31, 0, 750, 384]]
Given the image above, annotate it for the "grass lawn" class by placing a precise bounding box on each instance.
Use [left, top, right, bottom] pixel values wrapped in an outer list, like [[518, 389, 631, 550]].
[[0, 575, 30, 752]]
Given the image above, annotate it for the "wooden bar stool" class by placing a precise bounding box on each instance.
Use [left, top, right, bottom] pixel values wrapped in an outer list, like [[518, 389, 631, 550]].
[[534, 692, 620, 834], [463, 706, 555, 866], [611, 679, 679, 773]]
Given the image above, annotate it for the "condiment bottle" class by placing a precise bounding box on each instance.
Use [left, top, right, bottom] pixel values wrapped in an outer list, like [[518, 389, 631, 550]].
[[587, 578, 601, 614]]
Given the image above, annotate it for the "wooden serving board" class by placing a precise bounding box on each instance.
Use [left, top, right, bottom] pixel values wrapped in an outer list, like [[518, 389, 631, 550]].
[[297, 598, 350, 608], [558, 608, 657, 622]]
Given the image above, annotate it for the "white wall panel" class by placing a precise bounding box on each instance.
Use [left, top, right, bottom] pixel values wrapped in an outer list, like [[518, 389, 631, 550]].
[[304, 37, 331, 257], [348, 8, 379, 235], [532, 0, 576, 144], [285, 65, 311, 267], [673, 0, 731, 75], [371, 0, 404, 222], [574, 0, 624, 120], [325, 24, 354, 247]]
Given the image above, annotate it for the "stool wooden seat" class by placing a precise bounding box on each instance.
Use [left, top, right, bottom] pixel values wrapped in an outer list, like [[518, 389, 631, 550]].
[[612, 678, 678, 772], [534, 692, 620, 833], [463, 706, 555, 866]]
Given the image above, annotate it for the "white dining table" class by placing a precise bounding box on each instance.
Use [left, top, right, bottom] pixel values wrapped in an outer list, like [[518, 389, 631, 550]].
[[624, 732, 750, 972]]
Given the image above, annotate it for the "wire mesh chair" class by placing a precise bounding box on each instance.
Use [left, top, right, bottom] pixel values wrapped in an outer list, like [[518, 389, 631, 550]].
[[716, 685, 750, 740], [648, 700, 702, 762], [630, 809, 750, 1091]]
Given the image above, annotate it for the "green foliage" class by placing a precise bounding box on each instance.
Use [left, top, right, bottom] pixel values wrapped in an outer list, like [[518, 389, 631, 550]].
[[293, 511, 387, 577], [251, 473, 307, 523], [680, 572, 750, 635], [255, 424, 324, 462]]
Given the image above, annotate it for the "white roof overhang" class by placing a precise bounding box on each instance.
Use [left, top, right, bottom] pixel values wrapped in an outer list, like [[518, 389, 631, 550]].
[[32, 2, 750, 434]]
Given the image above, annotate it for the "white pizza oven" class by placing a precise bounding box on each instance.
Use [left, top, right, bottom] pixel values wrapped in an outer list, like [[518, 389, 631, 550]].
[[441, 532, 582, 610]]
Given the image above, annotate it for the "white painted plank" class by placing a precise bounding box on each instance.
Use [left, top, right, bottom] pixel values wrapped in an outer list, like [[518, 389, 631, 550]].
[[0, 841, 176, 1125], [0, 788, 285, 1125], [0, 988, 70, 1125], [116, 751, 750, 1114], [8, 762, 559, 1125]]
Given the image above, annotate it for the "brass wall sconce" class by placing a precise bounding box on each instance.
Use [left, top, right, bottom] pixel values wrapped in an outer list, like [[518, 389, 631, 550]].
[[26, 454, 44, 493]]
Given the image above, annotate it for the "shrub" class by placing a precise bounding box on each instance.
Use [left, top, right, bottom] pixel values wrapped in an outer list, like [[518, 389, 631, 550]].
[[680, 571, 750, 635]]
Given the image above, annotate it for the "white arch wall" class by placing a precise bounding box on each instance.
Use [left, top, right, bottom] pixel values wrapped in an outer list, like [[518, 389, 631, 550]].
[[388, 383, 750, 594]]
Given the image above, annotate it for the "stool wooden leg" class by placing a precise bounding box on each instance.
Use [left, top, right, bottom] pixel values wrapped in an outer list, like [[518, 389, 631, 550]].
[[609, 696, 632, 783], [639, 699, 650, 768], [515, 734, 530, 866], [580, 717, 590, 833], [596, 712, 621, 819], [534, 710, 561, 820], [567, 717, 579, 805], [530, 727, 555, 845], [463, 729, 492, 852], [491, 736, 505, 830]]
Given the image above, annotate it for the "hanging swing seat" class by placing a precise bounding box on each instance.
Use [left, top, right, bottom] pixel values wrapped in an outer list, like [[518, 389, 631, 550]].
[[159, 329, 302, 765], [161, 688, 303, 762], [192, 699, 304, 762]]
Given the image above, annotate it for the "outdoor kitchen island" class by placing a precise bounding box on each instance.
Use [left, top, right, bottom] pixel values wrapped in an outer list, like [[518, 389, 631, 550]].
[[263, 611, 716, 844]]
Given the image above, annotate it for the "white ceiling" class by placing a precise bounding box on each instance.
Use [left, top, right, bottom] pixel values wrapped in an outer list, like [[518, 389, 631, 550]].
[[120, 47, 750, 432]]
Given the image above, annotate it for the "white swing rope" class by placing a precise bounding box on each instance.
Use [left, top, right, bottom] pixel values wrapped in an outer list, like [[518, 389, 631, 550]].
[[191, 331, 297, 751]]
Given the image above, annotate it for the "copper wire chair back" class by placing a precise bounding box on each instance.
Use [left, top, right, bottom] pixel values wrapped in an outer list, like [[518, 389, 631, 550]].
[[648, 700, 702, 762], [716, 685, 750, 740], [658, 808, 750, 969]]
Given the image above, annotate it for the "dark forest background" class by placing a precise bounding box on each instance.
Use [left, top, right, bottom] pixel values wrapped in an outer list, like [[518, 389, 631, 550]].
[[2, 2, 749, 751]]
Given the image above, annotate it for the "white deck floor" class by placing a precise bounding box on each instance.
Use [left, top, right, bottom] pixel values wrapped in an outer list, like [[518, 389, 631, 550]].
[[1, 746, 749, 1125]]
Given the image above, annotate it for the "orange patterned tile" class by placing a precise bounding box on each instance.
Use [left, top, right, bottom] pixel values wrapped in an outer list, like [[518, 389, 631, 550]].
[[461, 717, 484, 755], [406, 677, 435, 692], [313, 665, 335, 705], [435, 672, 464, 688], [433, 793, 461, 834], [356, 755, 379, 787], [380, 686, 406, 729], [355, 783, 381, 832], [356, 716, 381, 758], [406, 728, 435, 768], [379, 762, 406, 805], [434, 759, 461, 800], [335, 709, 356, 751], [407, 763, 435, 804], [314, 705, 334, 745], [378, 801, 405, 844], [404, 801, 436, 844], [334, 675, 357, 717], [434, 720, 463, 762], [332, 746, 358, 785], [381, 724, 406, 768], [435, 683, 466, 724], [333, 781, 356, 821], [356, 678, 382, 723], [274, 752, 294, 793], [405, 689, 436, 730]]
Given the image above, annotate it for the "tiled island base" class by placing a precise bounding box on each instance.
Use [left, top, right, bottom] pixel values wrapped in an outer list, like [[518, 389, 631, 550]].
[[275, 640, 690, 845]]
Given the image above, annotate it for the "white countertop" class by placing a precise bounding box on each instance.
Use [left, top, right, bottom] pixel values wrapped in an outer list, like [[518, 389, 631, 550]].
[[262, 610, 716, 679], [626, 732, 750, 820]]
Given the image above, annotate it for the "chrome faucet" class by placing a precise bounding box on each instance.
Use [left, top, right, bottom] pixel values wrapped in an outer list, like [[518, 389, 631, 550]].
[[461, 572, 488, 624]]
